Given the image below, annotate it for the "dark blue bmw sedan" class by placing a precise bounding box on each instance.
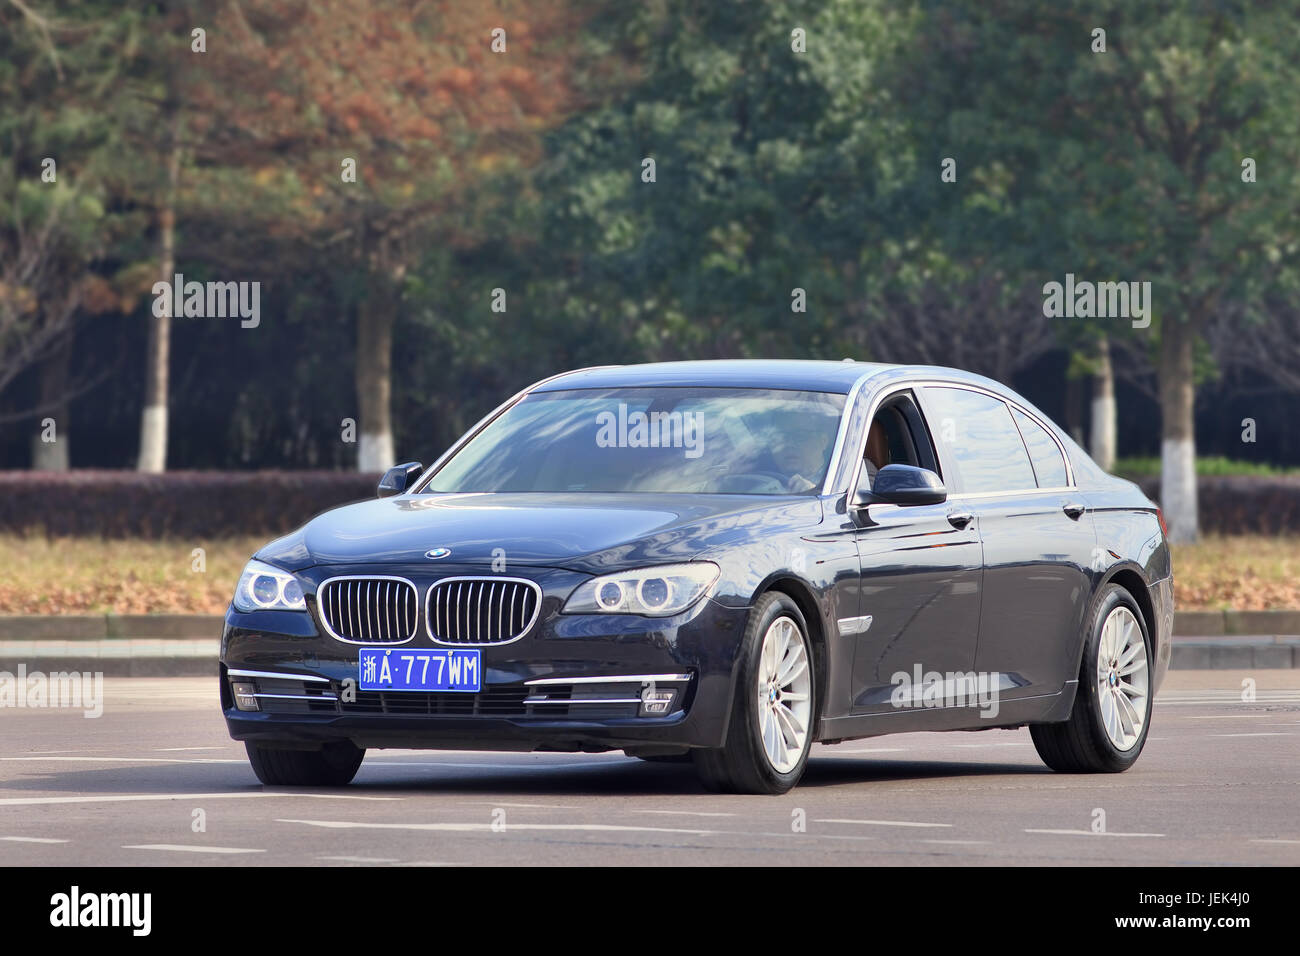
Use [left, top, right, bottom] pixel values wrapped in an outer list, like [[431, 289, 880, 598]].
[[221, 360, 1173, 794]]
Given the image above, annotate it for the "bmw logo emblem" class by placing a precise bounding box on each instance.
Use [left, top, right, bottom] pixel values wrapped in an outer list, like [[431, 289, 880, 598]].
[[425, 548, 452, 560]]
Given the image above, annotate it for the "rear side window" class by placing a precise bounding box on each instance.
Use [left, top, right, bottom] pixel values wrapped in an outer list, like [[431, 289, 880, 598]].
[[1012, 409, 1070, 488], [923, 387, 1036, 493]]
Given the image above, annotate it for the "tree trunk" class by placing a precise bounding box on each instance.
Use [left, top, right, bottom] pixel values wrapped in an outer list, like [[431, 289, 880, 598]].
[[355, 280, 395, 472], [30, 334, 72, 470], [1089, 335, 1117, 472], [138, 111, 182, 473], [1158, 322, 1198, 543]]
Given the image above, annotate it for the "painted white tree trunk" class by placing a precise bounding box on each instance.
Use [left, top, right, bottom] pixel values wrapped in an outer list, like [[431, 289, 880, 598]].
[[137, 405, 168, 473], [1089, 337, 1117, 472], [357, 431, 395, 473], [1160, 437, 1197, 544], [31, 433, 69, 470]]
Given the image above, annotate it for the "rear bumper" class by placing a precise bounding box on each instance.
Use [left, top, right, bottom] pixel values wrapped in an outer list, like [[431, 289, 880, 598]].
[[220, 595, 750, 753]]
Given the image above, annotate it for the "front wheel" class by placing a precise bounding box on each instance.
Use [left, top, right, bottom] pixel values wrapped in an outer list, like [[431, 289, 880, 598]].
[[693, 592, 816, 794], [245, 740, 365, 786], [1031, 584, 1153, 773]]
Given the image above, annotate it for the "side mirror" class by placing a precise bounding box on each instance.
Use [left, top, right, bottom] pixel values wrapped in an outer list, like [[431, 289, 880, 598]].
[[377, 461, 423, 498], [852, 463, 947, 508]]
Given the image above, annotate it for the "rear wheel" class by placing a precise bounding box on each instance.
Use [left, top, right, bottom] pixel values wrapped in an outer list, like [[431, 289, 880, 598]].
[[245, 740, 365, 786], [693, 592, 816, 794], [1031, 584, 1152, 773]]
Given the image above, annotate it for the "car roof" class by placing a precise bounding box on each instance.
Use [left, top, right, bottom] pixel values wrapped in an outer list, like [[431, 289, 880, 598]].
[[529, 359, 1003, 396]]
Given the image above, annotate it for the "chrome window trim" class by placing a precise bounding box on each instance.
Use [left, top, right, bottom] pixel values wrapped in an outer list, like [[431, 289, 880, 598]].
[[843, 378, 1077, 500], [820, 369, 883, 496], [423, 575, 543, 647], [227, 668, 331, 683], [412, 366, 623, 494], [524, 673, 692, 686], [317, 575, 419, 646]]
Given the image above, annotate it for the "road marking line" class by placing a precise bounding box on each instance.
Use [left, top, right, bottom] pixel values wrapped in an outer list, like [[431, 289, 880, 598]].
[[365, 760, 615, 771], [1, 836, 69, 844], [951, 742, 1030, 748], [1249, 839, 1300, 845], [154, 746, 225, 752], [459, 802, 582, 810], [1024, 828, 1163, 837], [391, 861, 465, 867], [0, 756, 246, 764], [318, 855, 401, 863], [124, 844, 265, 854], [0, 792, 399, 807], [1207, 732, 1292, 738], [920, 839, 991, 845], [636, 809, 737, 817], [277, 818, 716, 836], [1184, 715, 1275, 719], [815, 818, 952, 828], [827, 747, 907, 754]]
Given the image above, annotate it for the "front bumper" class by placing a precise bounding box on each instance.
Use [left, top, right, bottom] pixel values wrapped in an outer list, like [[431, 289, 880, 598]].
[[220, 566, 750, 753]]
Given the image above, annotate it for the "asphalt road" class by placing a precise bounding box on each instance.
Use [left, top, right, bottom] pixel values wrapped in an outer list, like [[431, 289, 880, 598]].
[[1, 671, 1297, 866]]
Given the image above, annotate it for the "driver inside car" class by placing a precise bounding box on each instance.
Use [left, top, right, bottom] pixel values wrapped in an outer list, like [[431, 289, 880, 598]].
[[864, 418, 891, 487]]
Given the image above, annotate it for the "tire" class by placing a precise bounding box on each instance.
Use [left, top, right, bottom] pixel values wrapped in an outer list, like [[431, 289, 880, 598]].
[[245, 740, 365, 786], [693, 592, 816, 795], [1030, 584, 1153, 773]]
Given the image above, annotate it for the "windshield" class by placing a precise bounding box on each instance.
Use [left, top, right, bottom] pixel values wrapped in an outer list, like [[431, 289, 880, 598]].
[[424, 387, 847, 495]]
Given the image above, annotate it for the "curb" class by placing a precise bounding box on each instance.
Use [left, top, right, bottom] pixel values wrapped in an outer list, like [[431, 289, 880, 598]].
[[0, 614, 224, 640]]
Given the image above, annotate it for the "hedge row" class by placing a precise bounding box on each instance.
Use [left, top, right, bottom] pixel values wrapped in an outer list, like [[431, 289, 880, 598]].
[[0, 471, 1296, 539], [1137, 475, 1300, 535], [0, 470, 380, 539]]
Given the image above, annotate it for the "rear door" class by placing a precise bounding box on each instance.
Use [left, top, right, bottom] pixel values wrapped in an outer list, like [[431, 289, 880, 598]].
[[918, 385, 1097, 700]]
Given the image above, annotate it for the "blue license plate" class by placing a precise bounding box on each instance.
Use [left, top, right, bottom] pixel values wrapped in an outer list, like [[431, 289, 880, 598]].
[[358, 648, 481, 692]]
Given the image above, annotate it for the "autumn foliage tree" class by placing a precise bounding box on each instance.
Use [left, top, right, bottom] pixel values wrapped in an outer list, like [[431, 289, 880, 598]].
[[183, 0, 583, 470]]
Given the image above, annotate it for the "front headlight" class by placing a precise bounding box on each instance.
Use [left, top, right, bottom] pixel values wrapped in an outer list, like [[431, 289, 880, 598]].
[[562, 562, 720, 617], [233, 559, 307, 612]]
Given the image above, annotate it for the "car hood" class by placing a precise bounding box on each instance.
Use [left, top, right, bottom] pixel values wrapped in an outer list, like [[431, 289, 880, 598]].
[[256, 492, 824, 574]]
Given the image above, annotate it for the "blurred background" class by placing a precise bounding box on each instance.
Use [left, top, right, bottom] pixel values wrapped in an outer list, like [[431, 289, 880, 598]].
[[1, 0, 1297, 614]]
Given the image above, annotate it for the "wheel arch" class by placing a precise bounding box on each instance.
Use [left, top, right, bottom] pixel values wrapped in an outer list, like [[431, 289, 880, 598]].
[[759, 576, 829, 732], [1079, 565, 1157, 676]]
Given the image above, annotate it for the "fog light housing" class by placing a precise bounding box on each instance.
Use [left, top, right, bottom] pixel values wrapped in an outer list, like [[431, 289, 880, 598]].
[[639, 688, 676, 717], [231, 682, 259, 712]]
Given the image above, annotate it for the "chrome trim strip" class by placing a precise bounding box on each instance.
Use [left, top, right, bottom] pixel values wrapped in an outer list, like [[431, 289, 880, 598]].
[[837, 615, 874, 636], [227, 669, 331, 683], [523, 696, 644, 705], [423, 575, 543, 646], [844, 377, 1078, 501], [317, 575, 419, 646], [524, 673, 692, 686], [251, 692, 339, 701]]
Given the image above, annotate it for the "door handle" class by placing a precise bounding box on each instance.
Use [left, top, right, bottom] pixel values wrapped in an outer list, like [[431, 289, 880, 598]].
[[947, 512, 974, 529], [1062, 501, 1086, 520]]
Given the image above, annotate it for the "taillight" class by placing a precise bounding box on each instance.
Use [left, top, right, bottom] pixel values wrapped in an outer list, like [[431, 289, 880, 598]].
[[1156, 507, 1169, 538]]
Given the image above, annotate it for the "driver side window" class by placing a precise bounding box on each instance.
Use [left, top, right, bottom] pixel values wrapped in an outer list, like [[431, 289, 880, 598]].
[[857, 392, 939, 494]]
